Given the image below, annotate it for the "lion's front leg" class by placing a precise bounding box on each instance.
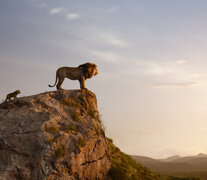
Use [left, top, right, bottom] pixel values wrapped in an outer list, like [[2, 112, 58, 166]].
[[79, 76, 86, 89]]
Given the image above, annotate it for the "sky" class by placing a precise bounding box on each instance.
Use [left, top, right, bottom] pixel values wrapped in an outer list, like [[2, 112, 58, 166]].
[[1, 0, 207, 159]]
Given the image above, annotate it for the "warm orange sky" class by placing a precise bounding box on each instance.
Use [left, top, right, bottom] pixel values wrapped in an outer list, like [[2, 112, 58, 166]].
[[1, 0, 207, 158]]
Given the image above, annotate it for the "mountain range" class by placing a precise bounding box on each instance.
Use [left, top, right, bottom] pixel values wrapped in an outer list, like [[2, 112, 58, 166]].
[[131, 153, 207, 179]]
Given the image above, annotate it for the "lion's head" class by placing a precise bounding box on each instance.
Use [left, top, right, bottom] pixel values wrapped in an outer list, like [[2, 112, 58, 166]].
[[15, 90, 21, 94], [79, 62, 98, 79]]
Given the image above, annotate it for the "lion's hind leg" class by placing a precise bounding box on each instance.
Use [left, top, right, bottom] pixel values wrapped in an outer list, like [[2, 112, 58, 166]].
[[56, 76, 65, 90]]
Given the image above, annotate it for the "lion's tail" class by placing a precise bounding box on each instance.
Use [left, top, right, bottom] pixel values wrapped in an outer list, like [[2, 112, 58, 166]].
[[48, 71, 58, 88]]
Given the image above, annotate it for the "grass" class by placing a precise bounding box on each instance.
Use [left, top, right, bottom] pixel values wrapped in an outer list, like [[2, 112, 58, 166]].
[[107, 138, 166, 180], [167, 177, 200, 180], [172, 171, 207, 180], [88, 106, 106, 136]]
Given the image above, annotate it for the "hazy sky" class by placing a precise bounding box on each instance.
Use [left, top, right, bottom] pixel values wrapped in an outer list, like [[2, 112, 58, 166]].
[[1, 0, 207, 158]]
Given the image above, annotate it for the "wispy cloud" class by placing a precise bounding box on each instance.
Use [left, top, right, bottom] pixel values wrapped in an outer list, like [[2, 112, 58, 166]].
[[120, 59, 204, 89], [100, 33, 129, 48], [134, 59, 188, 76], [81, 27, 130, 48], [50, 7, 63, 15], [66, 13, 80, 20]]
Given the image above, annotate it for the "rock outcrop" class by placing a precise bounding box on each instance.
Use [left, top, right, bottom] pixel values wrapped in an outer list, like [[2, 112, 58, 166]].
[[0, 90, 111, 180]]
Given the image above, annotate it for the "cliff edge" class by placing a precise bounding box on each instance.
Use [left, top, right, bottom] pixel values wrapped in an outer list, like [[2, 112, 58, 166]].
[[0, 90, 111, 180]]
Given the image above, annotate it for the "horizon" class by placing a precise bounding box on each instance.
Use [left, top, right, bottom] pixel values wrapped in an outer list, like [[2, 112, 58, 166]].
[[1, 0, 207, 159], [132, 152, 207, 159]]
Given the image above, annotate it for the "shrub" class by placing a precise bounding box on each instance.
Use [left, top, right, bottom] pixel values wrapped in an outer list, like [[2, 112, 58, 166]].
[[62, 98, 81, 108], [88, 108, 96, 118], [77, 137, 86, 149], [55, 145, 66, 158], [44, 124, 58, 134], [62, 125, 77, 134], [47, 137, 55, 144], [71, 111, 80, 122], [97, 113, 106, 136]]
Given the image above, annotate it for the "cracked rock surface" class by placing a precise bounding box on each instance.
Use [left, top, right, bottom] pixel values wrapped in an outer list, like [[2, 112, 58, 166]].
[[0, 90, 111, 180]]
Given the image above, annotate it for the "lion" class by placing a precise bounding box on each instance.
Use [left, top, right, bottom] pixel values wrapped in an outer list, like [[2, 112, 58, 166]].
[[48, 62, 98, 90], [5, 90, 21, 102]]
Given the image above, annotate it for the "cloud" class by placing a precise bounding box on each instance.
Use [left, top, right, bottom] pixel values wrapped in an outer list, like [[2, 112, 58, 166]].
[[50, 8, 63, 15], [120, 59, 203, 89], [66, 13, 80, 20], [82, 27, 130, 48], [135, 60, 188, 76], [100, 33, 129, 48]]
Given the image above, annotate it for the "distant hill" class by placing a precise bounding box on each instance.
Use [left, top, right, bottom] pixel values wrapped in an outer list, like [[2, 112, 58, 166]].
[[131, 154, 207, 180], [159, 155, 181, 162]]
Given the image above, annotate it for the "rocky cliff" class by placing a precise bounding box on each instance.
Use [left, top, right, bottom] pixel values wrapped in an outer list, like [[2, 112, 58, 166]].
[[0, 90, 111, 180]]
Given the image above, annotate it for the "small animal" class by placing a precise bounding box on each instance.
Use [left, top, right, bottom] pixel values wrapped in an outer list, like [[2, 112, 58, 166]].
[[49, 62, 98, 90], [5, 90, 21, 102]]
